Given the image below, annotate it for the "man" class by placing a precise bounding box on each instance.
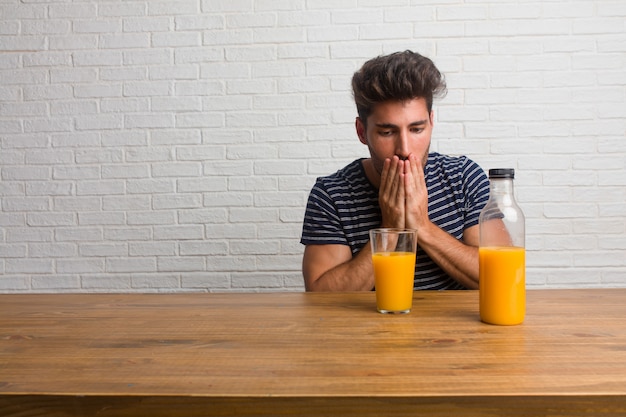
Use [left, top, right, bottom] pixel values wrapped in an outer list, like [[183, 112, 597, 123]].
[[300, 50, 491, 291]]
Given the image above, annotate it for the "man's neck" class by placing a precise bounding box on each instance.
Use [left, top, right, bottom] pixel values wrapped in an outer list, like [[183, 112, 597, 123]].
[[361, 158, 381, 189]]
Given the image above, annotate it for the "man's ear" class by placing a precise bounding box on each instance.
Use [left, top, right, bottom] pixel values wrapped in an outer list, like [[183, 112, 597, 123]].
[[355, 117, 367, 145], [429, 110, 435, 127]]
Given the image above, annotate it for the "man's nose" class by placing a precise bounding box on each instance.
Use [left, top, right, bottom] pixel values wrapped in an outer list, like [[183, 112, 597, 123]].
[[396, 130, 410, 159]]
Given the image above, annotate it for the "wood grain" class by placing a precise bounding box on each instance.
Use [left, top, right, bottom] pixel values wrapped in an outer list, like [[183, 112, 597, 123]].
[[1, 289, 625, 416]]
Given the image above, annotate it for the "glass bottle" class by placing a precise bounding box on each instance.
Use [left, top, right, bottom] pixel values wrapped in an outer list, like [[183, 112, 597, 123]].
[[478, 168, 525, 325]]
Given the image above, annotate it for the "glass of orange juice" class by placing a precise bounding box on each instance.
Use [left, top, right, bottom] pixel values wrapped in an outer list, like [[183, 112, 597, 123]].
[[369, 228, 417, 314]]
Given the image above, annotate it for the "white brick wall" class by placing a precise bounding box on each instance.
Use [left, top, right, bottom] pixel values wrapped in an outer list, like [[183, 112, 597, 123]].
[[1, 0, 625, 292]]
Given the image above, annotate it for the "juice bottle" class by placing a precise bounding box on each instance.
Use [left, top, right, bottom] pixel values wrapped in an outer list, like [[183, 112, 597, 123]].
[[478, 169, 526, 325], [479, 246, 525, 325]]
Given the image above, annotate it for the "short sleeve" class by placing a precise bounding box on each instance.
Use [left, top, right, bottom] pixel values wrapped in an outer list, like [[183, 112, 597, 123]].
[[300, 179, 349, 246], [462, 159, 490, 229]]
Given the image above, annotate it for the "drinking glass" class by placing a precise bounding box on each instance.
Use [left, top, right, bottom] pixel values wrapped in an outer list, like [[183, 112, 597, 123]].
[[369, 228, 417, 314]]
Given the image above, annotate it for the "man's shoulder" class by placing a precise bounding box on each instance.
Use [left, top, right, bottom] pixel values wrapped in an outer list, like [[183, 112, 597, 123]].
[[428, 152, 484, 175], [315, 158, 367, 186], [428, 152, 474, 168]]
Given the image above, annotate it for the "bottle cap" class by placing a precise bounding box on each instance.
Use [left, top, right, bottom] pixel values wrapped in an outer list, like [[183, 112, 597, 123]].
[[488, 168, 515, 179]]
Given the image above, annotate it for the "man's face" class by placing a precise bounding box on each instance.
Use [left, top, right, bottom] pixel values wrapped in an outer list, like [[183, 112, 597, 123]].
[[356, 98, 433, 176]]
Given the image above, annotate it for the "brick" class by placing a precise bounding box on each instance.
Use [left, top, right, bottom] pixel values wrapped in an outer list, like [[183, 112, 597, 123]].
[[53, 197, 101, 212], [125, 114, 175, 129], [152, 194, 202, 210], [152, 162, 202, 178], [178, 208, 228, 224], [176, 113, 224, 128], [151, 129, 201, 145], [74, 84, 123, 98], [204, 29, 253, 46], [57, 259, 105, 274], [32, 275, 80, 290], [180, 241, 228, 256], [205, 192, 253, 208], [127, 211, 176, 225], [2, 166, 50, 181], [130, 242, 176, 256], [182, 273, 229, 289], [49, 3, 96, 18], [0, 244, 27, 258], [78, 212, 126, 226], [105, 227, 152, 241], [75, 149, 124, 164], [74, 19, 121, 34], [0, 276, 31, 291], [56, 227, 103, 242], [76, 180, 125, 196], [152, 32, 201, 47], [102, 164, 150, 179], [178, 178, 227, 193], [2, 197, 50, 212], [231, 273, 283, 288], [151, 97, 202, 111], [176, 48, 223, 64], [0, 213, 26, 227], [82, 275, 132, 289], [123, 49, 171, 65], [176, 15, 224, 30], [153, 225, 204, 240], [132, 274, 180, 290], [123, 81, 171, 97], [158, 257, 205, 272], [0, 36, 46, 51], [127, 179, 176, 194], [206, 255, 256, 272], [0, 102, 47, 117], [6, 227, 52, 243], [229, 207, 277, 223], [6, 259, 54, 274], [100, 67, 146, 82], [27, 213, 75, 227], [50, 68, 98, 83], [0, 19, 18, 35], [102, 195, 151, 211], [202, 0, 254, 13], [106, 258, 156, 273], [99, 33, 151, 49], [51, 100, 99, 115]]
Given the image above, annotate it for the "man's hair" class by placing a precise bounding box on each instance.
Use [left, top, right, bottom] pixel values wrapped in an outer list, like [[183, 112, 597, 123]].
[[351, 50, 447, 124]]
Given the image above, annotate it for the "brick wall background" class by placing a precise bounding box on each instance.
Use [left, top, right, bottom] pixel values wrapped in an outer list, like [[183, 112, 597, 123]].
[[0, 0, 624, 292]]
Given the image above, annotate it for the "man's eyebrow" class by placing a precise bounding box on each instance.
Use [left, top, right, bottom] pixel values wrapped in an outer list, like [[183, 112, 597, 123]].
[[375, 120, 428, 128]]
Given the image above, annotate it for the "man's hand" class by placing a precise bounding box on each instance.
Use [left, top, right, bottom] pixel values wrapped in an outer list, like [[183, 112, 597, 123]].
[[378, 156, 406, 228], [404, 154, 430, 231], [379, 154, 430, 230]]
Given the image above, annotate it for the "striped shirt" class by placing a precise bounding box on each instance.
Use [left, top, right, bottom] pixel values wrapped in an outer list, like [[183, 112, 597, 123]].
[[300, 152, 490, 290]]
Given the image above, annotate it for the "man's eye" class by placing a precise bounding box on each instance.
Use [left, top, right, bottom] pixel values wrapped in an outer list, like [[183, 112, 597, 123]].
[[411, 128, 424, 134], [379, 131, 393, 136]]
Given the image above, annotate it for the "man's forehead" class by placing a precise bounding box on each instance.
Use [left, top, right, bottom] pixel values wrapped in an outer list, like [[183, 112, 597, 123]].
[[368, 98, 431, 123]]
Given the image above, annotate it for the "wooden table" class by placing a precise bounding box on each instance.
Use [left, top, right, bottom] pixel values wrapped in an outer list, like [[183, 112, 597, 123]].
[[1, 289, 625, 417]]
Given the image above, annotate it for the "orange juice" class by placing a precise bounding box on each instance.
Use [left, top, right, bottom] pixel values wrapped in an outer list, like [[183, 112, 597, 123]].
[[479, 246, 525, 325], [372, 252, 415, 313]]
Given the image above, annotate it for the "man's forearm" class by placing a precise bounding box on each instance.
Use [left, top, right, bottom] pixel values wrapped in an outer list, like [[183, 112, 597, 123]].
[[417, 222, 479, 289], [307, 245, 375, 291]]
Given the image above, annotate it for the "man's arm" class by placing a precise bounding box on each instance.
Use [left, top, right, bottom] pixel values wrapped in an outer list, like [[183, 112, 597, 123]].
[[416, 222, 480, 289], [302, 243, 374, 291], [403, 154, 481, 289]]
